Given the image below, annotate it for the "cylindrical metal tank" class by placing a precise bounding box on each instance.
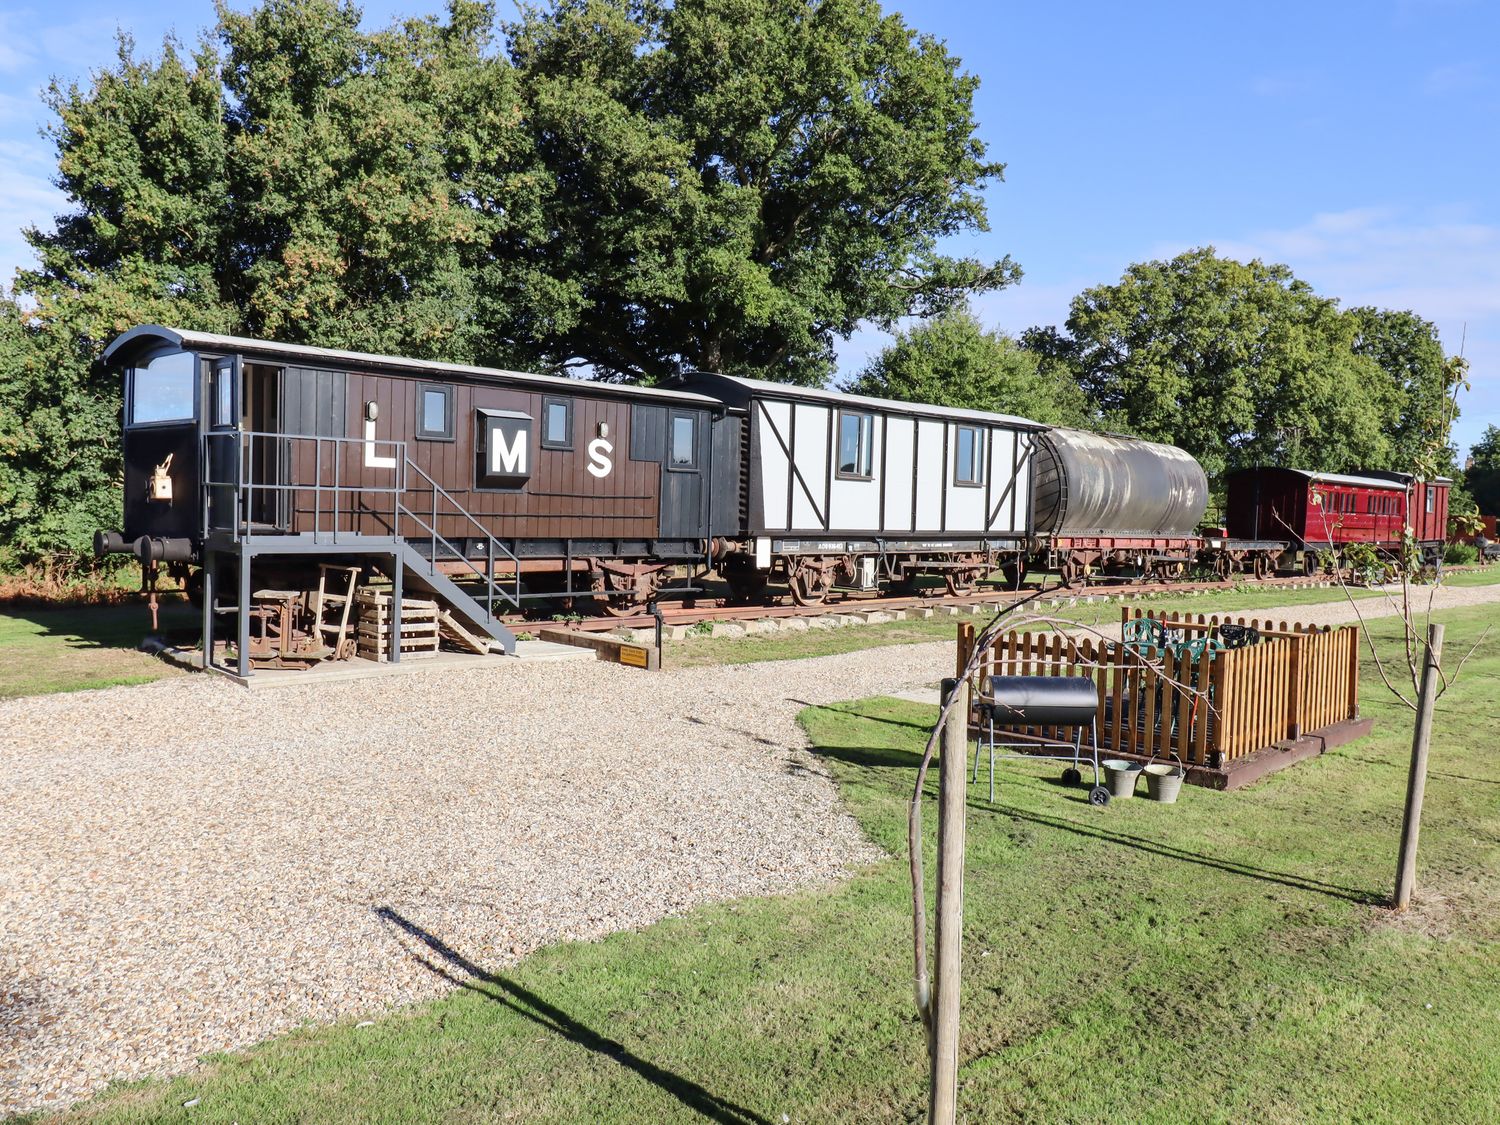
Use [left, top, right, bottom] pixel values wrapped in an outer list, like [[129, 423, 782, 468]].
[[1032, 428, 1208, 537]]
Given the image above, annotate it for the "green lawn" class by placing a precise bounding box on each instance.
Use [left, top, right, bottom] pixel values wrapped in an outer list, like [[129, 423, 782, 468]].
[[5, 571, 1495, 695], [665, 572, 1500, 669], [0, 602, 196, 698], [41, 604, 1500, 1123]]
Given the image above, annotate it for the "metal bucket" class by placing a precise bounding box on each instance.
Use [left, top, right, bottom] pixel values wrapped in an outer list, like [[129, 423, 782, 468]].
[[1144, 760, 1185, 803], [1102, 759, 1142, 799]]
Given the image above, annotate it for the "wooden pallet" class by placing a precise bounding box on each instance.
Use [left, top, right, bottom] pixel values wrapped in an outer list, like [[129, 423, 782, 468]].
[[437, 608, 492, 655], [356, 589, 440, 661]]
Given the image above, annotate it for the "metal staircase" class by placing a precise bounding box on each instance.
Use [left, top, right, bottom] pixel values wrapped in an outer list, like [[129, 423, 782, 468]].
[[388, 456, 521, 652], [204, 429, 521, 657]]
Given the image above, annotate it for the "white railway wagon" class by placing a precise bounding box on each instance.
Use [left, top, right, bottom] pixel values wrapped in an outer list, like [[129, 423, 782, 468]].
[[680, 373, 1043, 603]]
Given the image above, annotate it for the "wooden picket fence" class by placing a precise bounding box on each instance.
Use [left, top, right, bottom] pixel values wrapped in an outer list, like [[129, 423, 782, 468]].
[[956, 608, 1361, 769]]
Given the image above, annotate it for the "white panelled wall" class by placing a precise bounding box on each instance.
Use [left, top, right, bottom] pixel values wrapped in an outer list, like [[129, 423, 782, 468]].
[[751, 401, 1033, 538]]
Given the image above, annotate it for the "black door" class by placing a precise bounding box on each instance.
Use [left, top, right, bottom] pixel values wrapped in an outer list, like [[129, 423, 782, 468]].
[[207, 356, 241, 533]]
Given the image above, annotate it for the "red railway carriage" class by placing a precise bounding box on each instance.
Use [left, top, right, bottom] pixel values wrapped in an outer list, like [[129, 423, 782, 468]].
[[1225, 467, 1450, 565]]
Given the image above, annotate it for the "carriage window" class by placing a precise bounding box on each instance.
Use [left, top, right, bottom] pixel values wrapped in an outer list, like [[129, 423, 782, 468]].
[[130, 350, 196, 425], [214, 366, 235, 428], [670, 412, 697, 468], [542, 397, 572, 449], [417, 384, 453, 440], [1426, 486, 1436, 513], [954, 425, 983, 486], [837, 411, 874, 479]]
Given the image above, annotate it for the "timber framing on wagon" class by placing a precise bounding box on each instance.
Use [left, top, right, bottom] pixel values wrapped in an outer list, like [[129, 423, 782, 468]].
[[97, 326, 731, 676]]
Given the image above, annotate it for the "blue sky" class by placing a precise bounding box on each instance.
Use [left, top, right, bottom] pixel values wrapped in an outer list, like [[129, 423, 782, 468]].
[[1, 0, 1496, 455]]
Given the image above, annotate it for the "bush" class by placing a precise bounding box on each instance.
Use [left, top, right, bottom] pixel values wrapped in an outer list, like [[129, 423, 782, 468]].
[[1444, 543, 1478, 565]]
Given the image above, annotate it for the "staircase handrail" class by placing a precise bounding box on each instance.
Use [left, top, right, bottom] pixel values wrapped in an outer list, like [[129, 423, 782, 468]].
[[397, 456, 522, 617]]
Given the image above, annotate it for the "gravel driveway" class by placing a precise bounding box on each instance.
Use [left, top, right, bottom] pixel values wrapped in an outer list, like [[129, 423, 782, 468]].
[[1, 646, 936, 1115], [4, 579, 1498, 1116]]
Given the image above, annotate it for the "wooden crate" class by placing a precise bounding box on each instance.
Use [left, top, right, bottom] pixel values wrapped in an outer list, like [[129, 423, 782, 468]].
[[356, 588, 440, 661]]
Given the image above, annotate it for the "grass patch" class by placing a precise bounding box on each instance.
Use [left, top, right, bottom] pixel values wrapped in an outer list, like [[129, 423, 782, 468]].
[[41, 604, 1500, 1123], [0, 602, 195, 698], [1437, 566, 1500, 587], [664, 574, 1500, 669]]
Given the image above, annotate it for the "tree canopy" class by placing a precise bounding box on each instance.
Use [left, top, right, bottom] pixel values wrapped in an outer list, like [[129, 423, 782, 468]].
[[505, 0, 1015, 382], [1467, 424, 1500, 516], [0, 0, 1014, 559], [1022, 248, 1463, 483], [846, 304, 1084, 425]]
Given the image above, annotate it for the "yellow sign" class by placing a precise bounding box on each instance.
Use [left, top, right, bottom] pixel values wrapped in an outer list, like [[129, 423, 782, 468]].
[[619, 645, 650, 668]]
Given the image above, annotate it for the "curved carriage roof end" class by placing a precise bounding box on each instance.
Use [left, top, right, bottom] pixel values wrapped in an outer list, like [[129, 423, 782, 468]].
[[102, 326, 723, 407]]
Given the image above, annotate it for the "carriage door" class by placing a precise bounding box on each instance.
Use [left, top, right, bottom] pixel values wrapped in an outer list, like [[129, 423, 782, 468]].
[[659, 409, 709, 539], [207, 356, 241, 533], [246, 364, 287, 529]]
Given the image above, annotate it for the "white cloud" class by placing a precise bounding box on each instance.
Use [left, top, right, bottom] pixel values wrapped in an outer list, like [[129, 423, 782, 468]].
[[1424, 60, 1486, 95], [0, 164, 61, 288], [1211, 206, 1500, 325], [0, 13, 36, 75], [1152, 205, 1500, 455], [1249, 70, 1322, 98]]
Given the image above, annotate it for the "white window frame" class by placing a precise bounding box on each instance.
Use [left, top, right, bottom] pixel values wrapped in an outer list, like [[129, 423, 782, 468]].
[[836, 410, 874, 480], [953, 425, 984, 487]]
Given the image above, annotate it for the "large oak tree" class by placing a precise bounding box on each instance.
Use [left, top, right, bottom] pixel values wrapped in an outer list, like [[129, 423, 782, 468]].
[[1, 0, 1014, 559], [505, 0, 1015, 382], [1023, 248, 1462, 483]]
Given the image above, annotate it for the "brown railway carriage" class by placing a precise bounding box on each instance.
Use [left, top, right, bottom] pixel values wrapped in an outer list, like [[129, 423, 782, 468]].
[[98, 326, 736, 673]]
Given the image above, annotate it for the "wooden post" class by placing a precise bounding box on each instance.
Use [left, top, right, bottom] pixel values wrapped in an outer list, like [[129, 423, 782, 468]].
[[1345, 625, 1361, 719], [931, 677, 969, 1124], [956, 621, 975, 682], [1394, 624, 1444, 911]]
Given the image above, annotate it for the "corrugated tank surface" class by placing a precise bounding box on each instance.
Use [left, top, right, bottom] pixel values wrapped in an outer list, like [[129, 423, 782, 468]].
[[1033, 428, 1208, 536]]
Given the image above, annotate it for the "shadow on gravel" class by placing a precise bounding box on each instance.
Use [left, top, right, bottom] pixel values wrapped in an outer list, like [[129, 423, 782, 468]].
[[374, 907, 771, 1125]]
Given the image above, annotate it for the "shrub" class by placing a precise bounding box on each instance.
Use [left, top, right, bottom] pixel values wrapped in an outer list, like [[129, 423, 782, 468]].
[[1444, 543, 1478, 565]]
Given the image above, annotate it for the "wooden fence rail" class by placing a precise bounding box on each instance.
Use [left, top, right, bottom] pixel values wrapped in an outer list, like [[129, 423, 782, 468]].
[[956, 609, 1360, 768]]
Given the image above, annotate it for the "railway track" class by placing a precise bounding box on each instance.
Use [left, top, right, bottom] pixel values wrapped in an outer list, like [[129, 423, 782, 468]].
[[512, 572, 1343, 634]]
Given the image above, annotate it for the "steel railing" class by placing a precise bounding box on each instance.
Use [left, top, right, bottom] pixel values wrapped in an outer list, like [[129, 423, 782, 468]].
[[396, 457, 522, 617], [201, 428, 521, 618], [203, 429, 406, 543]]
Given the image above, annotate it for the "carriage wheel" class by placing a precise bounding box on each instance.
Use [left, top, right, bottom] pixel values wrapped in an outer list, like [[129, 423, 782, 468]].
[[592, 567, 661, 617], [787, 563, 834, 606], [1213, 553, 1233, 582], [998, 559, 1027, 591], [1253, 554, 1271, 580]]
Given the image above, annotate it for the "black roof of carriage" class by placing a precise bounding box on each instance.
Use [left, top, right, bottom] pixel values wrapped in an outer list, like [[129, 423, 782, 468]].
[[103, 326, 722, 408]]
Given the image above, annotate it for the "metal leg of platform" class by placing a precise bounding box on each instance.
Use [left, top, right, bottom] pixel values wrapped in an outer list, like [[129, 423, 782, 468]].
[[201, 549, 215, 670], [237, 542, 252, 679], [391, 551, 403, 665]]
